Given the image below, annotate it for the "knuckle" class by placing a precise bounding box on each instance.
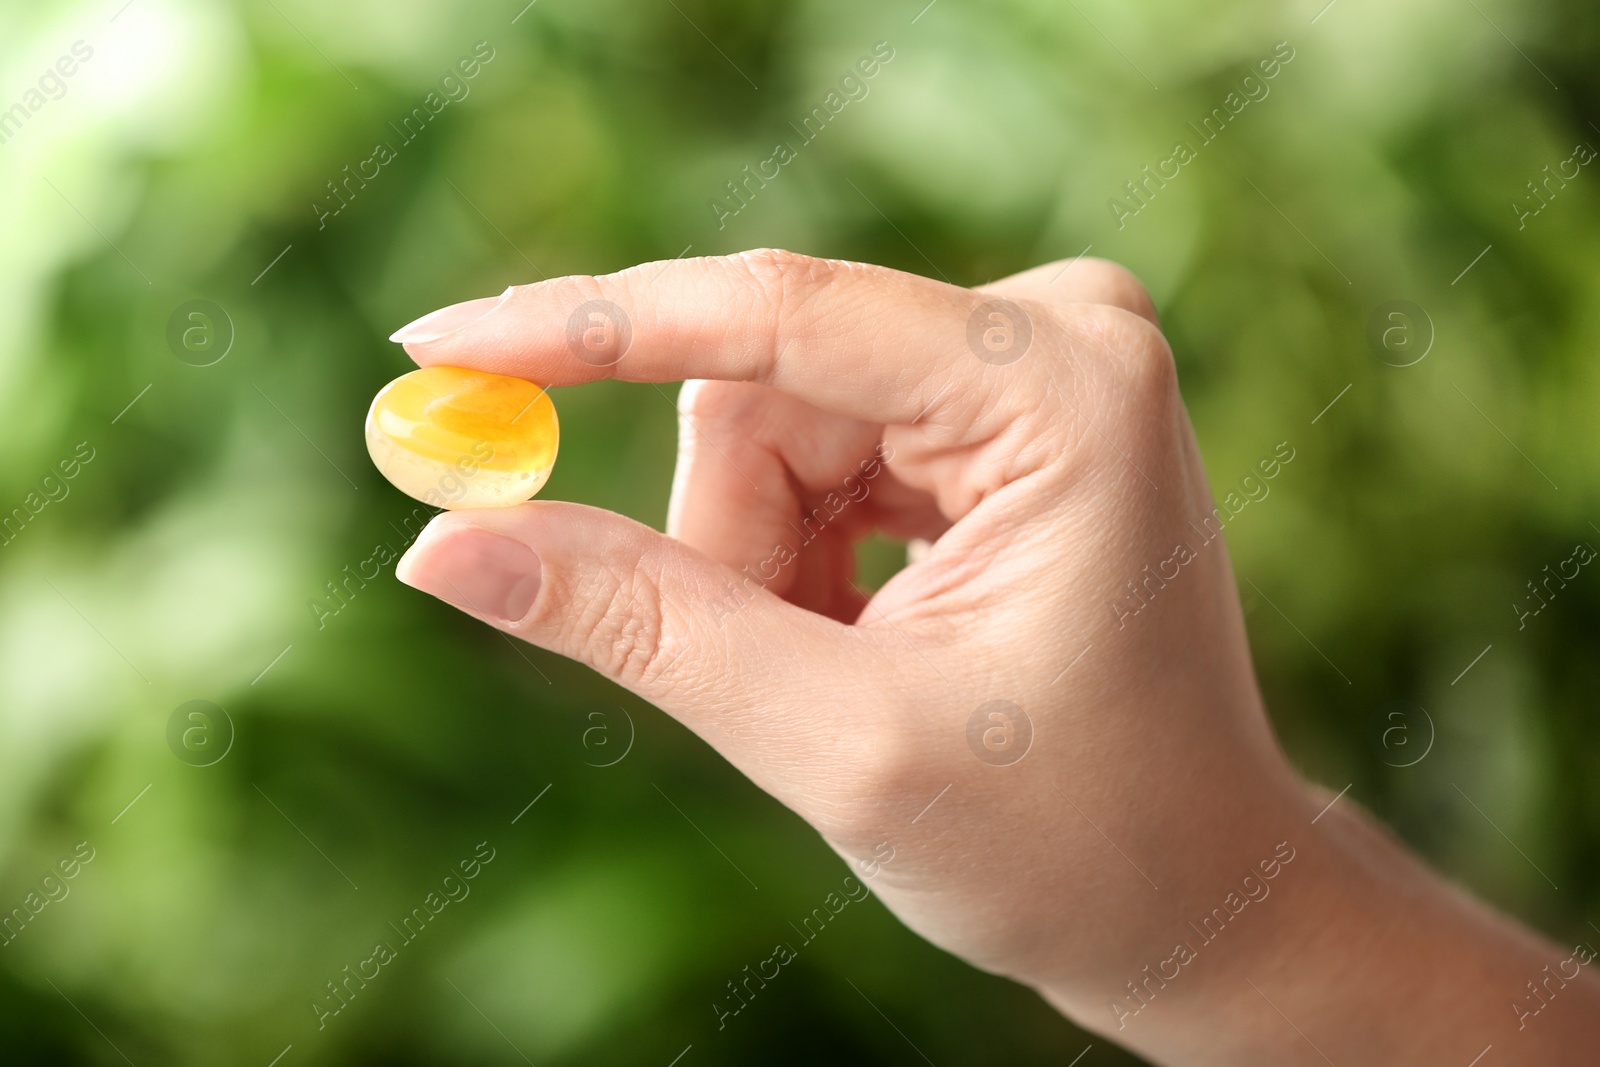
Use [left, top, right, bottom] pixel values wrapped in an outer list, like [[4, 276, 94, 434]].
[[525, 272, 608, 307], [813, 722, 929, 835], [1083, 304, 1178, 401], [677, 377, 754, 424], [1078, 258, 1160, 324], [728, 247, 832, 292], [1126, 331, 1178, 401], [569, 558, 673, 687], [675, 379, 773, 453], [724, 249, 840, 378], [858, 743, 928, 814]]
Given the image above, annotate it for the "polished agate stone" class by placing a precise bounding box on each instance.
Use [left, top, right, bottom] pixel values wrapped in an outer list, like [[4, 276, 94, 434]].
[[365, 366, 558, 509]]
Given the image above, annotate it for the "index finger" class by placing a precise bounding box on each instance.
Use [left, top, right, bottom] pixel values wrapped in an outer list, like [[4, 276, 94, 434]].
[[390, 248, 1052, 427]]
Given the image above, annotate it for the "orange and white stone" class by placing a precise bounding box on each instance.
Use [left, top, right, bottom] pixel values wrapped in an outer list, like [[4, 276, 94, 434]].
[[365, 366, 558, 509]]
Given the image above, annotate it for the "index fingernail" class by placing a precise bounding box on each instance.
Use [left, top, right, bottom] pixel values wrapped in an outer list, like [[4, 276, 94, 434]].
[[390, 289, 512, 344]]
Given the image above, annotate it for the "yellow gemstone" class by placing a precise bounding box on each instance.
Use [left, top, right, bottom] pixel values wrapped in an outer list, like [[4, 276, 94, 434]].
[[365, 366, 558, 509]]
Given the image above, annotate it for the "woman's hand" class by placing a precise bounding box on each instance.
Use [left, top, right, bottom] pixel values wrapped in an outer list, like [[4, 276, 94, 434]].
[[391, 250, 1600, 1065]]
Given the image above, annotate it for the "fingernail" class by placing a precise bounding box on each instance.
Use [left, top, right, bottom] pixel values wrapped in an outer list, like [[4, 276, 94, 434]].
[[397, 526, 542, 621], [389, 289, 511, 344]]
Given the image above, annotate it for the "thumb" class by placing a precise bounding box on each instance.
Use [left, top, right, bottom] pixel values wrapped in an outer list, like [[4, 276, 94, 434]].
[[395, 501, 853, 729]]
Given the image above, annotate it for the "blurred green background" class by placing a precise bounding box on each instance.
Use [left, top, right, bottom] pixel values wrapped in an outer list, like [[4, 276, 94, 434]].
[[3, 0, 1599, 1063]]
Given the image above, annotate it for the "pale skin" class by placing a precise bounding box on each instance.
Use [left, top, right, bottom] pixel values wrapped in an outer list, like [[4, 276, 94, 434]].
[[389, 249, 1600, 1065]]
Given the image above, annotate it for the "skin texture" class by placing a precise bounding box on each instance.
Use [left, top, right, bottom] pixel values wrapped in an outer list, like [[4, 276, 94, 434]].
[[390, 250, 1600, 1065]]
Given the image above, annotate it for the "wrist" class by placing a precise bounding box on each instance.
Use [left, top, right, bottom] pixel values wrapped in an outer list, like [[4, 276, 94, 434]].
[[1040, 778, 1600, 1065]]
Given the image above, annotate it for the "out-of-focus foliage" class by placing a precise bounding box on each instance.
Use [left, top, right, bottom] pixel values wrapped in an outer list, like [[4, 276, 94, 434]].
[[2, 0, 1598, 1063]]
